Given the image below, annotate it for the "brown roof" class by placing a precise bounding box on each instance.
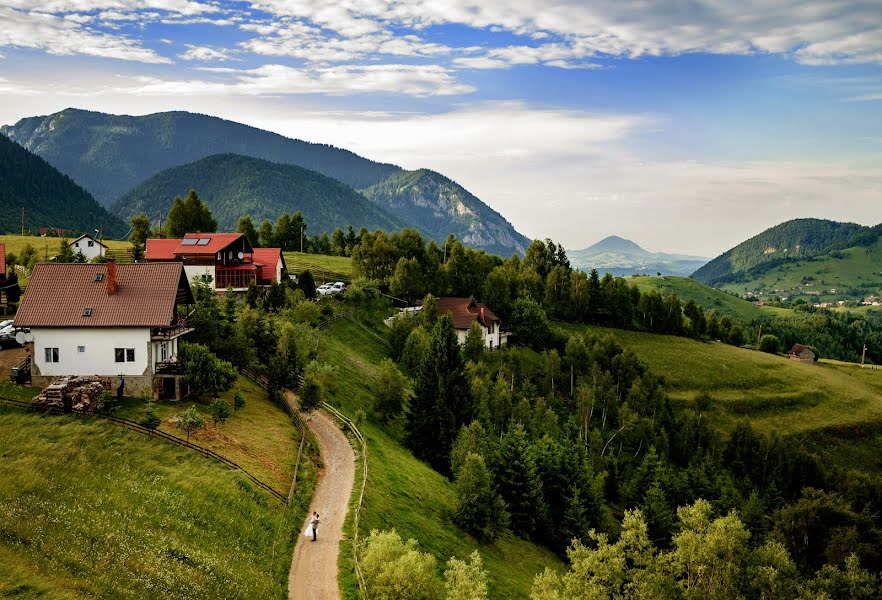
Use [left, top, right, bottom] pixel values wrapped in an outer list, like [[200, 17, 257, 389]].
[[789, 343, 813, 355], [14, 263, 193, 328], [436, 297, 500, 330]]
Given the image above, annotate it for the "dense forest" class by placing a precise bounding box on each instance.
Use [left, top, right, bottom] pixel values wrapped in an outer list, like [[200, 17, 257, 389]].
[[0, 134, 125, 236], [693, 218, 867, 285], [112, 154, 407, 235]]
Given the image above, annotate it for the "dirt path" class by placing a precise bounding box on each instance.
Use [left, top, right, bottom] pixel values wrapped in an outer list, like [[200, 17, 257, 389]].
[[288, 409, 355, 600]]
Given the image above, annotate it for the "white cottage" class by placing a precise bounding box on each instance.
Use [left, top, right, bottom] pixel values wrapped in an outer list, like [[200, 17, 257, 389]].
[[437, 297, 508, 350], [68, 234, 107, 261], [14, 261, 194, 399]]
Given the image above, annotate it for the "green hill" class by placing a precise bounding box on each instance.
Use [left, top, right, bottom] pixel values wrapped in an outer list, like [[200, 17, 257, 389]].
[[361, 169, 530, 256], [718, 236, 882, 304], [692, 218, 867, 286], [628, 275, 791, 320], [112, 154, 407, 235], [0, 134, 125, 237]]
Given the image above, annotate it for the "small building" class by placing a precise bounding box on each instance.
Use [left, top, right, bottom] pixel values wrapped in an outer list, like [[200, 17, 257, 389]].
[[788, 344, 816, 363], [145, 233, 285, 290], [14, 261, 194, 399], [437, 297, 507, 350], [69, 234, 107, 261]]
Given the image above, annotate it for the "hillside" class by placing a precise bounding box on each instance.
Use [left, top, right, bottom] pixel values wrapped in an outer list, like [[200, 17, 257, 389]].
[[2, 109, 530, 256], [360, 169, 530, 256], [718, 236, 882, 304], [628, 275, 791, 321], [692, 218, 867, 285], [111, 154, 407, 235], [1, 108, 399, 204], [0, 135, 125, 237], [569, 235, 708, 277]]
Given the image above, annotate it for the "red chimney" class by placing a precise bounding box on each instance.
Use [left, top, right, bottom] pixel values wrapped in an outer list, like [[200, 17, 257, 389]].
[[106, 259, 118, 295], [480, 306, 485, 324]]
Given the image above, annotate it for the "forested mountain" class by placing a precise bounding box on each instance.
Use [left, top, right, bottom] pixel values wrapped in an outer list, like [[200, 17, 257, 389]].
[[112, 154, 407, 234], [693, 218, 867, 285], [0, 134, 125, 236], [361, 169, 530, 256], [569, 235, 708, 277], [2, 108, 531, 256]]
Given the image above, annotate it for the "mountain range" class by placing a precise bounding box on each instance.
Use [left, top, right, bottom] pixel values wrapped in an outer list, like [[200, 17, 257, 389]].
[[568, 235, 709, 277], [0, 134, 125, 237], [1, 108, 529, 255]]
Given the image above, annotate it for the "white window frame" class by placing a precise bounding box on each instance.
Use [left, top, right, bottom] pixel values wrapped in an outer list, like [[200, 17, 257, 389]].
[[45, 347, 59, 363]]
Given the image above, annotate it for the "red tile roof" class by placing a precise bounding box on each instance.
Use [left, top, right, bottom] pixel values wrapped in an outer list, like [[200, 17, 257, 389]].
[[0, 244, 5, 275], [146, 238, 182, 260], [176, 233, 245, 255], [436, 297, 500, 330], [252, 248, 285, 283], [14, 263, 193, 328]]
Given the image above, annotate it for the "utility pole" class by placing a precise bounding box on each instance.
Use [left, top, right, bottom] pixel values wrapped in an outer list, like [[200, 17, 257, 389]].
[[300, 226, 304, 253], [158, 212, 163, 238], [861, 343, 868, 368], [21, 208, 25, 235]]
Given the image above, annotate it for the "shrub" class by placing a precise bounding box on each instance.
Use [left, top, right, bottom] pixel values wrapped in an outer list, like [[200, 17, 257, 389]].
[[176, 405, 205, 441], [362, 529, 442, 599], [209, 397, 232, 425], [140, 411, 161, 430], [758, 334, 781, 354]]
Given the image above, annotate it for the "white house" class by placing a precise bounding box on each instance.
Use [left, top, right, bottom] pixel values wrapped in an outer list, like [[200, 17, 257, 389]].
[[437, 297, 508, 350], [14, 261, 194, 399], [68, 234, 107, 261]]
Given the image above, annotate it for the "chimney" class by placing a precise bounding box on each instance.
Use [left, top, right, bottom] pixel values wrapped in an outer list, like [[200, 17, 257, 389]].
[[480, 306, 485, 324], [106, 259, 118, 295]]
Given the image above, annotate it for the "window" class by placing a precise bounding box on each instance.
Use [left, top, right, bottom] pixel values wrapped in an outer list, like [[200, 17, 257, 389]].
[[45, 348, 59, 363], [87, 240, 94, 247], [95, 273, 104, 282], [74, 242, 79, 247], [114, 348, 135, 363], [82, 308, 92, 317], [181, 238, 199, 246], [77, 346, 85, 353]]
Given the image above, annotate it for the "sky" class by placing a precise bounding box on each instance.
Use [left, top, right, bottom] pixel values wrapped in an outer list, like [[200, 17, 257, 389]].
[[1, 1, 881, 257]]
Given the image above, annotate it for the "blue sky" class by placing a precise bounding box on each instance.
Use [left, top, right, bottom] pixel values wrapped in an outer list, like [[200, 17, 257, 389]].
[[1, 0, 881, 255]]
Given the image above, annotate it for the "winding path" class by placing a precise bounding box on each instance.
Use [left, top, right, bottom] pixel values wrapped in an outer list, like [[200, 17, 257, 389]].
[[288, 409, 355, 600]]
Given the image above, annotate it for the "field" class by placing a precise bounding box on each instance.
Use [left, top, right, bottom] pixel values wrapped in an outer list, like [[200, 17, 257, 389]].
[[0, 234, 131, 262], [319, 312, 563, 599], [628, 275, 791, 321], [284, 251, 352, 284], [0, 378, 314, 598], [719, 237, 882, 303]]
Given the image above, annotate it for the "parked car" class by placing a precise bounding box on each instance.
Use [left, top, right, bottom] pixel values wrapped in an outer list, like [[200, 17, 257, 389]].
[[330, 282, 346, 294], [316, 284, 333, 296]]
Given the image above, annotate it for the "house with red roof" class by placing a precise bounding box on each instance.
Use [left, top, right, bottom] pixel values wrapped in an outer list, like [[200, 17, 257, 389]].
[[145, 233, 286, 290], [14, 261, 195, 399], [436, 297, 508, 350]]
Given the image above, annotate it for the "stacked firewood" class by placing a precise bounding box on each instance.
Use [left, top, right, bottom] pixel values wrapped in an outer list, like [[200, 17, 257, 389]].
[[32, 376, 109, 413]]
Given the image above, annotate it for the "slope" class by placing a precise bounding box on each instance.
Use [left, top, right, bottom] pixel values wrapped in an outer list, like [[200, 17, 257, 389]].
[[361, 168, 530, 256], [3, 109, 531, 256], [569, 235, 708, 277], [628, 275, 792, 321], [1, 108, 399, 205], [692, 218, 866, 285], [319, 314, 562, 599], [0, 134, 125, 237], [112, 154, 407, 235]]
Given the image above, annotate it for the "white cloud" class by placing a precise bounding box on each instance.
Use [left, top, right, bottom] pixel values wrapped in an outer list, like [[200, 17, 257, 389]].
[[179, 44, 232, 61], [0, 7, 171, 63], [127, 63, 474, 96], [5, 0, 219, 16]]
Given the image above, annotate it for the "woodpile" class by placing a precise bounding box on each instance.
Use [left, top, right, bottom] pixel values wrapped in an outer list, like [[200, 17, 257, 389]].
[[32, 376, 109, 413]]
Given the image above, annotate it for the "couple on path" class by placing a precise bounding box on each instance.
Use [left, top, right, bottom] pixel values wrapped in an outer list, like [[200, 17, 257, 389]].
[[305, 512, 320, 541]]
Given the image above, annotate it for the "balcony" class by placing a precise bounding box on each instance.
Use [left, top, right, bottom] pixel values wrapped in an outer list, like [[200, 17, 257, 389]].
[[151, 323, 194, 341], [155, 360, 185, 375]]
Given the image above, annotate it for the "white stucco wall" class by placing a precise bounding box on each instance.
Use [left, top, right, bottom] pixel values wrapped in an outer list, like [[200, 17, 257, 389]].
[[33, 327, 151, 377], [455, 322, 505, 349], [69, 237, 105, 260], [152, 336, 179, 368], [184, 265, 216, 288]]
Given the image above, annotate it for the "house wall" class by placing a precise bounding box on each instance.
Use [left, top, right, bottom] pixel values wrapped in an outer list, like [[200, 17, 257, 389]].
[[455, 323, 506, 350], [184, 264, 216, 288], [70, 238, 105, 260], [30, 327, 154, 393], [151, 336, 179, 369]]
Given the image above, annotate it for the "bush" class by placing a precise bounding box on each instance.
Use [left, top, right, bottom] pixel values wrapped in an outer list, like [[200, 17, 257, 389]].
[[140, 411, 161, 430], [179, 342, 237, 398], [758, 334, 781, 354], [362, 529, 442, 599], [233, 389, 246, 411], [176, 405, 205, 441], [209, 397, 232, 425]]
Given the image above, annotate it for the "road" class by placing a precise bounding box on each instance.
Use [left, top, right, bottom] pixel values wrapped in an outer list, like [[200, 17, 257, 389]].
[[288, 409, 355, 600]]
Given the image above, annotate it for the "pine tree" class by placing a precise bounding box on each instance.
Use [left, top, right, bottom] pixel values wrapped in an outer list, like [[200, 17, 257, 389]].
[[406, 315, 474, 474], [454, 453, 508, 541], [495, 423, 545, 537], [237, 216, 259, 246]]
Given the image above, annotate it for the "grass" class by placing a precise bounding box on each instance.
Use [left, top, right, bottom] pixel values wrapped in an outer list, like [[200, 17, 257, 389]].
[[319, 311, 563, 599], [284, 251, 352, 284], [115, 375, 299, 493], [718, 237, 882, 302], [628, 275, 792, 321], [0, 234, 131, 262], [0, 405, 315, 599]]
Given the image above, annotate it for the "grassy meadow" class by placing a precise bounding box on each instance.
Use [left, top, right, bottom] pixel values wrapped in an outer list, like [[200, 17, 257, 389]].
[[284, 251, 352, 284], [319, 313, 563, 599], [0, 234, 131, 262], [627, 275, 792, 321], [0, 408, 314, 599]]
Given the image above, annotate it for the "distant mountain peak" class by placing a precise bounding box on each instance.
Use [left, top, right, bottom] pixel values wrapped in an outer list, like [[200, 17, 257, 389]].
[[587, 235, 649, 255], [567, 234, 709, 277]]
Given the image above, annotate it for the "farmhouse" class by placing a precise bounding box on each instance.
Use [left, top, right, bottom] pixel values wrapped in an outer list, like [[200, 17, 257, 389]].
[[145, 233, 285, 290], [68, 234, 107, 261], [437, 297, 508, 350], [788, 344, 816, 363], [14, 261, 194, 399]]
